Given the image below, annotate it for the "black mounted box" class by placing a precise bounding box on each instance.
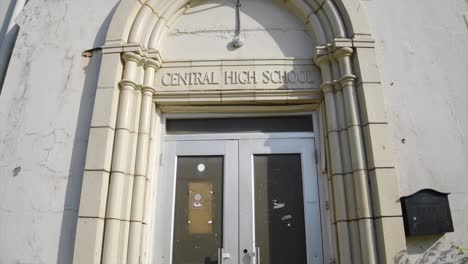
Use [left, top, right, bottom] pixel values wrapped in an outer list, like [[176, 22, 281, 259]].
[[400, 189, 454, 236]]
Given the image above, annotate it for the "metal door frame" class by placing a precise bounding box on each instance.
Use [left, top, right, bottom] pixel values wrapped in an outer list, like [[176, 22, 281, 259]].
[[238, 137, 323, 264], [152, 140, 239, 264]]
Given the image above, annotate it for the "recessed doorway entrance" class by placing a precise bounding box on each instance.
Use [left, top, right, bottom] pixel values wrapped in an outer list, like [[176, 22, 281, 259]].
[[152, 116, 323, 264]]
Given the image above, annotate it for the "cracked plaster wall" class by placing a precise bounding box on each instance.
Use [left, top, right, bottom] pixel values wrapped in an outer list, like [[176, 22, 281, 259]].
[[0, 0, 466, 263], [0, 0, 119, 263]]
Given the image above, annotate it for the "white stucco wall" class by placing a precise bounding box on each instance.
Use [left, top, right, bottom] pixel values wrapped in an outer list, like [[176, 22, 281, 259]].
[[0, 1, 119, 263], [363, 0, 468, 261], [0, 0, 466, 263]]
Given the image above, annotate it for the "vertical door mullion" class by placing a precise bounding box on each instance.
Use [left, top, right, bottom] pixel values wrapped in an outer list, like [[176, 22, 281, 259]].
[[223, 140, 239, 264], [239, 139, 257, 263], [153, 141, 177, 263]]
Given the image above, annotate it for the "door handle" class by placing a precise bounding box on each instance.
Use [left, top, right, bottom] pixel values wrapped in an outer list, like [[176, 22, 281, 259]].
[[245, 247, 260, 264], [256, 247, 260, 264], [218, 248, 230, 263]]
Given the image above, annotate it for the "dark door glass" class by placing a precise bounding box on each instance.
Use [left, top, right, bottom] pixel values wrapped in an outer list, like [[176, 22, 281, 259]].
[[173, 156, 223, 264], [166, 116, 313, 134], [254, 154, 307, 264]]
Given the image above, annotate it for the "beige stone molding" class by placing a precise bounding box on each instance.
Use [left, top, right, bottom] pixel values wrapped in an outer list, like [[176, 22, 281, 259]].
[[73, 0, 406, 263], [154, 89, 321, 106], [321, 48, 378, 263], [127, 57, 160, 264], [159, 104, 318, 114], [147, 58, 323, 105]]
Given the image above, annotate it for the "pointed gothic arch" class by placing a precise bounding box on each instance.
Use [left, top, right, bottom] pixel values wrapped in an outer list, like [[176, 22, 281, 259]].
[[73, 0, 406, 263]]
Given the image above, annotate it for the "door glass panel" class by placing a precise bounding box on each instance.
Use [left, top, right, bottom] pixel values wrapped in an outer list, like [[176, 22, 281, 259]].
[[173, 156, 223, 264], [254, 154, 307, 264]]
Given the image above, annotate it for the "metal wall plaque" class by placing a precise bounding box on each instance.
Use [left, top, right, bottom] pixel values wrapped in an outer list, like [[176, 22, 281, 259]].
[[400, 189, 454, 236]]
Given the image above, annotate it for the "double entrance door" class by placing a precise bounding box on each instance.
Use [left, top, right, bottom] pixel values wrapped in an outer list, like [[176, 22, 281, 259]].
[[154, 135, 323, 264]]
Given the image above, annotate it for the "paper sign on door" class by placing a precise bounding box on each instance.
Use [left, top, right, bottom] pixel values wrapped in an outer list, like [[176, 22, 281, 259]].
[[188, 182, 213, 234]]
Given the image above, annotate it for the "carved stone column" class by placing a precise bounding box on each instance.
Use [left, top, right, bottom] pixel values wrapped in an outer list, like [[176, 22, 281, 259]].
[[102, 52, 141, 264], [335, 47, 377, 264], [330, 52, 363, 263], [315, 54, 353, 264], [127, 58, 160, 264]]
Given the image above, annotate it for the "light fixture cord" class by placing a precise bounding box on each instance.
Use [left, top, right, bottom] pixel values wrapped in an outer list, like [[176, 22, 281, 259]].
[[235, 0, 241, 38]]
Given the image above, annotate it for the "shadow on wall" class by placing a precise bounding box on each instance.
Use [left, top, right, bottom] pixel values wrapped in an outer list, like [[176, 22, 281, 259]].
[[393, 235, 468, 264], [0, 0, 16, 43], [56, 2, 118, 264]]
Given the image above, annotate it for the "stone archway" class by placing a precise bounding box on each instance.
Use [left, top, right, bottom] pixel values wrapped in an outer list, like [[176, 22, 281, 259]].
[[73, 0, 406, 263]]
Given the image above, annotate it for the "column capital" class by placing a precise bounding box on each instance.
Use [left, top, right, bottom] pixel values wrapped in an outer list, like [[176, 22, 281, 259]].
[[339, 74, 356, 87], [313, 45, 329, 62], [321, 82, 334, 94], [144, 58, 161, 71], [141, 85, 155, 94], [122, 52, 142, 64], [333, 80, 343, 91], [314, 54, 330, 67], [137, 57, 146, 67], [119, 79, 138, 90], [334, 47, 353, 59]]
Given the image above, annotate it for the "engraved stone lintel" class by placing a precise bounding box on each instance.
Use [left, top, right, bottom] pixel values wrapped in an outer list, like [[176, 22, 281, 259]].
[[154, 60, 321, 90]]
